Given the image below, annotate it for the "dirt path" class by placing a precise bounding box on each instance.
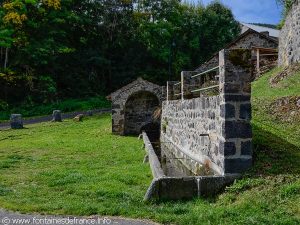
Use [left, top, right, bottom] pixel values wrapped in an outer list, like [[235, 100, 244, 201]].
[[0, 209, 159, 225], [0, 109, 111, 130]]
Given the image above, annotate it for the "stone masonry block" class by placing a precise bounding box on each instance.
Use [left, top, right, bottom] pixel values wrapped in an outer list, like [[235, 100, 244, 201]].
[[223, 94, 251, 102], [222, 121, 252, 139], [224, 158, 252, 174], [220, 141, 236, 156], [240, 103, 252, 120], [220, 103, 236, 119], [241, 141, 252, 155], [112, 104, 121, 109], [10, 114, 23, 129]]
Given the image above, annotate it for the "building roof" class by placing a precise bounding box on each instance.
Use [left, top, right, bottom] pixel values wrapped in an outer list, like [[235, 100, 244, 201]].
[[226, 28, 278, 49], [241, 23, 280, 38]]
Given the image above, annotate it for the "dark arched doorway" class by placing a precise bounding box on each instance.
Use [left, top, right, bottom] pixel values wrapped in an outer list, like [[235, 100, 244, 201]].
[[124, 91, 160, 136]]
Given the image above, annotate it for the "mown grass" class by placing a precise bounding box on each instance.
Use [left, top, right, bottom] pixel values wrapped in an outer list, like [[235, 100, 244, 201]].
[[0, 97, 111, 122], [0, 68, 299, 224]]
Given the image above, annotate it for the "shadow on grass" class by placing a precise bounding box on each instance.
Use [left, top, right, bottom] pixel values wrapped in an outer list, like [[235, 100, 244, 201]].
[[251, 124, 300, 175]]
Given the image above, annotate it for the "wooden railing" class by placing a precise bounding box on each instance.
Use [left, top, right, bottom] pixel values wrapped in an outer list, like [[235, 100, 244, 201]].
[[166, 65, 220, 102]]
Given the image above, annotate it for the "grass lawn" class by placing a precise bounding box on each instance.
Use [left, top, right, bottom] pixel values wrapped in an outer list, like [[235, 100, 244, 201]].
[[0, 69, 299, 224]]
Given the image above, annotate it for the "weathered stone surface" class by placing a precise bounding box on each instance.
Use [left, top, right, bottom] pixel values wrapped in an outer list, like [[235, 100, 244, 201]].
[[161, 95, 223, 175], [73, 114, 84, 122], [109, 78, 165, 135], [52, 110, 62, 122], [220, 141, 236, 156], [224, 158, 252, 174], [144, 175, 240, 201], [241, 141, 252, 155], [143, 132, 165, 179], [240, 103, 252, 120], [220, 103, 235, 119], [10, 114, 23, 129], [279, 0, 300, 66], [222, 121, 252, 139], [223, 94, 251, 102], [125, 92, 159, 135]]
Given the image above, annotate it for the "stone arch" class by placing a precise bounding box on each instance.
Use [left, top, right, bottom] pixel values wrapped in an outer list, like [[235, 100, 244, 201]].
[[109, 78, 165, 135], [124, 91, 160, 135]]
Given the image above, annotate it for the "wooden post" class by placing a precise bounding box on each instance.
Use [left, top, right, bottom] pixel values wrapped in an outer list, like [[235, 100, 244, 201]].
[[181, 72, 184, 101], [256, 49, 260, 75]]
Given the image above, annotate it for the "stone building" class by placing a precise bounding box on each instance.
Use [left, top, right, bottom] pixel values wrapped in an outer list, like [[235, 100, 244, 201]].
[[279, 0, 300, 66], [108, 78, 165, 136], [196, 24, 279, 75]]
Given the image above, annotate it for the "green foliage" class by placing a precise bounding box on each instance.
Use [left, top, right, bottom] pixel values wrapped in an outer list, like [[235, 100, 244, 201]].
[[0, 0, 240, 107], [277, 0, 295, 12], [0, 184, 12, 196], [0, 96, 111, 121], [0, 100, 9, 111], [0, 29, 14, 48], [276, 0, 296, 28], [225, 178, 265, 194], [280, 181, 300, 198]]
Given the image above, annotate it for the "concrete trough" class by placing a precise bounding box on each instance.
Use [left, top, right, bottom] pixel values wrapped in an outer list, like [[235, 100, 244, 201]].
[[142, 132, 240, 201]]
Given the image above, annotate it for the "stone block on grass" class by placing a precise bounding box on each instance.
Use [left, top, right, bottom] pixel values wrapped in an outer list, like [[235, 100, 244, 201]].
[[73, 114, 84, 122], [10, 114, 23, 129], [52, 110, 62, 122]]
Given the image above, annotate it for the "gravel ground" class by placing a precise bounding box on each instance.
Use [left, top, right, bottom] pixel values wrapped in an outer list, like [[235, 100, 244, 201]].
[[0, 209, 159, 225]]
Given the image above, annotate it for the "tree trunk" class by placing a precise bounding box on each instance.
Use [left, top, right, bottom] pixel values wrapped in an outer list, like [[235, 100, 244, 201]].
[[4, 48, 8, 69], [0, 47, 3, 66]]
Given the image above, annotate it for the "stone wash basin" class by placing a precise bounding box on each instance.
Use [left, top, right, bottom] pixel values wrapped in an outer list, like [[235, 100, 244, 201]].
[[142, 132, 239, 201]]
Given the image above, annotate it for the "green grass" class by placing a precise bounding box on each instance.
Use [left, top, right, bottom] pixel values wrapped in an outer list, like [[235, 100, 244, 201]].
[[0, 68, 299, 224], [0, 97, 111, 122], [253, 67, 300, 98]]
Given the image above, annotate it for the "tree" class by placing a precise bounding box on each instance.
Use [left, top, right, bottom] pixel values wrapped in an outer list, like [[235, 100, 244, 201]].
[[0, 0, 240, 107]]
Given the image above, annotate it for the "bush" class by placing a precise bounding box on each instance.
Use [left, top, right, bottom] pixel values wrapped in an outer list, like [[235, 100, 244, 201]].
[[0, 96, 111, 121]]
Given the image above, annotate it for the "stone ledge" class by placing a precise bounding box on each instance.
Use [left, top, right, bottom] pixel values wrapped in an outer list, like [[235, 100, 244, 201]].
[[144, 175, 240, 201]]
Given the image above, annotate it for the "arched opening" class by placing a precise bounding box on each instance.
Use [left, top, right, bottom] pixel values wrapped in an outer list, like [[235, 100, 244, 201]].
[[124, 91, 160, 136]]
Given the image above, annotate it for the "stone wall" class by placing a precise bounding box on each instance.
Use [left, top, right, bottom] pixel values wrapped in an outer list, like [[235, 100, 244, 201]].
[[279, 0, 300, 66], [110, 78, 165, 135], [196, 30, 278, 73], [161, 96, 223, 175], [161, 49, 253, 175]]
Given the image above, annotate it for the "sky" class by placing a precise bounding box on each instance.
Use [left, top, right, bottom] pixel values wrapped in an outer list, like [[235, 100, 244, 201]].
[[188, 0, 283, 25]]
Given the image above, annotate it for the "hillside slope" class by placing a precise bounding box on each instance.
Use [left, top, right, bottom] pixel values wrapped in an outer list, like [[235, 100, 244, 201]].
[[251, 66, 300, 177]]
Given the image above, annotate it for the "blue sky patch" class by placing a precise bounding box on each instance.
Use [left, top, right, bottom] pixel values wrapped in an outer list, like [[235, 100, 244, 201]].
[[187, 0, 283, 25]]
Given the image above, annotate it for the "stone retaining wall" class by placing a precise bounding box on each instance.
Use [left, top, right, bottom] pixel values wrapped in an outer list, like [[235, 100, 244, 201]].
[[161, 96, 223, 174], [161, 49, 253, 175], [278, 0, 300, 66]]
